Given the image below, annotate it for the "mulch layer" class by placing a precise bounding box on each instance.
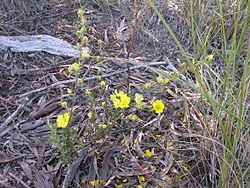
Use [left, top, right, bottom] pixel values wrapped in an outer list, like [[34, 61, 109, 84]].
[[0, 0, 224, 187]]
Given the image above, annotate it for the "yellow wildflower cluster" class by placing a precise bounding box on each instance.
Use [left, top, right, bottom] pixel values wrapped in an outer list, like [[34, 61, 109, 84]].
[[56, 112, 71, 128], [110, 90, 131, 108]]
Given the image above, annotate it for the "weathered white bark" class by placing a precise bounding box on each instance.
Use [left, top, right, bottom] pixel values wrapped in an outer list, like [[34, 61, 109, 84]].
[[0, 35, 87, 57]]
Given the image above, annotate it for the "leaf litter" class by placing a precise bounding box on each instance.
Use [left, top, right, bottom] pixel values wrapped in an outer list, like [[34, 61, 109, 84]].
[[0, 0, 232, 187]]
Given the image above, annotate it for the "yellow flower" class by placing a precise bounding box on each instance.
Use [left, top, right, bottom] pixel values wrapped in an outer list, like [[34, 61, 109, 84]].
[[100, 81, 106, 87], [130, 114, 138, 121], [96, 139, 103, 144], [116, 179, 120, 183], [169, 72, 181, 78], [97, 40, 103, 46], [89, 180, 98, 186], [135, 93, 143, 104], [179, 62, 186, 69], [152, 100, 165, 114], [89, 179, 103, 186], [135, 93, 144, 109], [140, 155, 145, 159], [87, 112, 94, 119], [85, 90, 92, 96], [96, 179, 103, 185], [145, 149, 153, 157], [167, 178, 173, 183], [60, 101, 68, 108], [143, 82, 152, 89], [116, 185, 123, 188], [206, 54, 214, 62], [102, 102, 106, 107], [81, 49, 90, 58], [156, 76, 164, 83], [164, 78, 170, 84], [96, 56, 101, 61], [77, 9, 85, 18], [137, 185, 143, 188], [67, 88, 73, 94], [183, 166, 188, 171], [97, 68, 102, 73], [68, 63, 81, 74], [138, 176, 145, 182], [122, 179, 128, 182], [167, 141, 174, 146], [120, 139, 126, 144], [133, 139, 138, 144], [76, 27, 87, 36], [80, 19, 86, 26], [80, 179, 87, 184], [57, 112, 70, 128], [98, 124, 107, 129], [110, 90, 131, 108], [149, 166, 155, 169], [76, 79, 84, 85], [82, 36, 88, 44], [154, 134, 161, 138]]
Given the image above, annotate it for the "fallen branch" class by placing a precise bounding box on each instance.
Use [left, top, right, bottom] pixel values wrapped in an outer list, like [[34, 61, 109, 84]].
[[19, 61, 166, 98], [0, 97, 30, 136]]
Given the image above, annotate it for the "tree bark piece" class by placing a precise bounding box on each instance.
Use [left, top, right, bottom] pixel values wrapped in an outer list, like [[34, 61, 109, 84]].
[[0, 35, 88, 57]]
